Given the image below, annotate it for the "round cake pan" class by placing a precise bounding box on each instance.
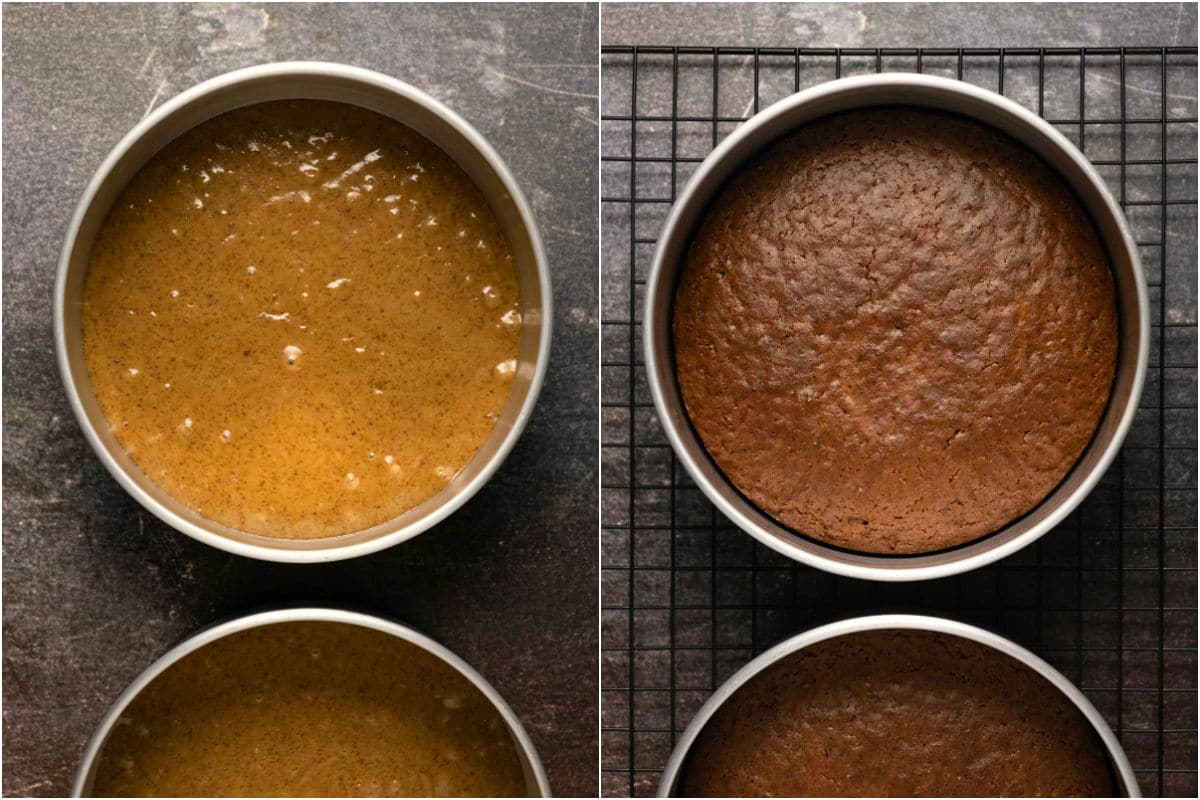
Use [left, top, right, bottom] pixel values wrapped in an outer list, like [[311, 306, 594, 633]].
[[72, 607, 552, 797], [657, 613, 1139, 797], [55, 62, 551, 562], [644, 73, 1148, 582]]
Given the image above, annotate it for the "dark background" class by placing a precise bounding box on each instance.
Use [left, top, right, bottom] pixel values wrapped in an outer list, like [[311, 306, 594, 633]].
[[600, 3, 1197, 798], [2, 3, 598, 796], [603, 2, 1197, 47]]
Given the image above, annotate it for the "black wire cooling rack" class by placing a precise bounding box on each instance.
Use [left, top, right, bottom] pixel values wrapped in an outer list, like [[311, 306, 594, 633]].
[[600, 47, 1198, 798]]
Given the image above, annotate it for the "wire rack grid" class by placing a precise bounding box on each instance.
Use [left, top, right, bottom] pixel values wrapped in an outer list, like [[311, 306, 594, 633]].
[[600, 46, 1198, 798]]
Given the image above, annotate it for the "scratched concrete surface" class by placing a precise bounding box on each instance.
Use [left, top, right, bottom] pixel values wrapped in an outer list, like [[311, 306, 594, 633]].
[[602, 2, 1198, 46], [2, 3, 598, 796]]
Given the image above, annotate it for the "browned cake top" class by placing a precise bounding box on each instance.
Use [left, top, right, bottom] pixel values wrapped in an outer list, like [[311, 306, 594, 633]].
[[673, 108, 1118, 554], [677, 629, 1117, 798]]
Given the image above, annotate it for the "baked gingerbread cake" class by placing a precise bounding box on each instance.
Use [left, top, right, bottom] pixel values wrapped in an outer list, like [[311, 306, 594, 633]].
[[677, 629, 1117, 797], [673, 108, 1118, 554]]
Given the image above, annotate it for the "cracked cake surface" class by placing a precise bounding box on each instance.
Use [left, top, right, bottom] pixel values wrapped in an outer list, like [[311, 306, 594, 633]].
[[673, 108, 1118, 554]]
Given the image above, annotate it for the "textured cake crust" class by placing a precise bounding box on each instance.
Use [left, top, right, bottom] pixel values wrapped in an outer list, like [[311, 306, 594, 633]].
[[673, 108, 1118, 554], [677, 630, 1118, 798]]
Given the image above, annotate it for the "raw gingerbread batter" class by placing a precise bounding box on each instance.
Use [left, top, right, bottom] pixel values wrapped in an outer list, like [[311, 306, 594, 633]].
[[90, 621, 528, 797], [83, 100, 521, 538]]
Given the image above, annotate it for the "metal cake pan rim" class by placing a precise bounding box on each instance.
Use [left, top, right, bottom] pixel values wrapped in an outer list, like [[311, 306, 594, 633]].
[[54, 61, 553, 563], [655, 612, 1140, 798], [643, 72, 1148, 582], [71, 606, 552, 797]]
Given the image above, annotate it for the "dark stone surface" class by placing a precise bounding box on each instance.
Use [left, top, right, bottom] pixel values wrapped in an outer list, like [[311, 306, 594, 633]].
[[2, 3, 598, 797], [602, 2, 1198, 46]]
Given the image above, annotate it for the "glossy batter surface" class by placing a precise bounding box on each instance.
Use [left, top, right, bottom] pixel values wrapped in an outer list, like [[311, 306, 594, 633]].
[[678, 630, 1117, 798], [90, 621, 528, 798], [83, 100, 521, 538], [674, 109, 1117, 554]]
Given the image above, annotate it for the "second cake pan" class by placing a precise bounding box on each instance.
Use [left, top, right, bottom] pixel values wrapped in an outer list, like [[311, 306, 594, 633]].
[[72, 607, 552, 797], [656, 613, 1140, 797], [644, 73, 1148, 581]]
